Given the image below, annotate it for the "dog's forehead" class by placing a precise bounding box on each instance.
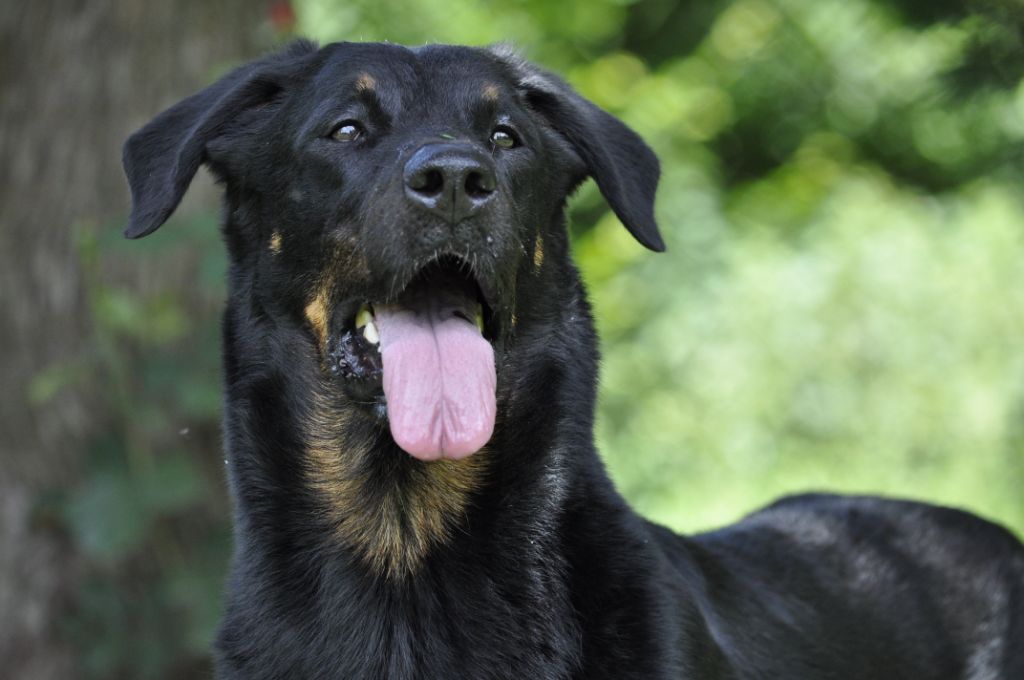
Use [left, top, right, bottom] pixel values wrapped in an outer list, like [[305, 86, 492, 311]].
[[313, 42, 515, 111]]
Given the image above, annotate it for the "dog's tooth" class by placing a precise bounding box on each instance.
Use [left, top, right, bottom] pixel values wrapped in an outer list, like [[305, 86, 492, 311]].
[[475, 305, 484, 333], [355, 305, 372, 329], [363, 319, 380, 345]]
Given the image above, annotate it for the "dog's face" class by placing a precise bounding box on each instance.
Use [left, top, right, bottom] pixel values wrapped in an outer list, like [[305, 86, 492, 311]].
[[124, 40, 662, 462]]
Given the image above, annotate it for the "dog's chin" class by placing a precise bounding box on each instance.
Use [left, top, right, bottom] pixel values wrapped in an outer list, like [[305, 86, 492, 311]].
[[327, 255, 501, 461]]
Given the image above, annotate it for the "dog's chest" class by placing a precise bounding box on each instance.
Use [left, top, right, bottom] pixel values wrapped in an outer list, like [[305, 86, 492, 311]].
[[218, 543, 581, 679]]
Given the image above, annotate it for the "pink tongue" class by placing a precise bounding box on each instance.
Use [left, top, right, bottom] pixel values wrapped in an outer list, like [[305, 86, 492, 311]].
[[374, 303, 495, 461]]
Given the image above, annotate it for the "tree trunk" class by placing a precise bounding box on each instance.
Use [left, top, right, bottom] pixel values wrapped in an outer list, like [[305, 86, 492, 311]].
[[0, 2, 265, 677]]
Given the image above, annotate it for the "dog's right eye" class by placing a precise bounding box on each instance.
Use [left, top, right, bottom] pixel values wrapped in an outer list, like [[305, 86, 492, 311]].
[[329, 121, 363, 143]]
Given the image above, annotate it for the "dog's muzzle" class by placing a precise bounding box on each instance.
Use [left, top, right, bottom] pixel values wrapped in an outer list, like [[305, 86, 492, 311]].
[[331, 257, 497, 461]]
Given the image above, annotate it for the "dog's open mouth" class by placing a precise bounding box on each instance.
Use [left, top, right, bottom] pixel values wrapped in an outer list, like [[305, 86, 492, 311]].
[[329, 257, 497, 461]]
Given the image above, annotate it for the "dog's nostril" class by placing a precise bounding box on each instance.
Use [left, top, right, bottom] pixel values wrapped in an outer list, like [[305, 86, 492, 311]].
[[409, 169, 445, 196], [465, 171, 495, 199]]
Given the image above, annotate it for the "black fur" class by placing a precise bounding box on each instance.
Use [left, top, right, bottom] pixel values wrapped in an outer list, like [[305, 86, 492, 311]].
[[123, 41, 1024, 679]]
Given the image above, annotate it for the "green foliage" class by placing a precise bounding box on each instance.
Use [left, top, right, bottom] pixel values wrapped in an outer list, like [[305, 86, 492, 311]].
[[44, 0, 1024, 676], [593, 180, 1024, 533], [36, 218, 230, 679]]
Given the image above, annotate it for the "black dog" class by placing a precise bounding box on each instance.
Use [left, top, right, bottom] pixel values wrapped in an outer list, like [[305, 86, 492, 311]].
[[123, 40, 1024, 679]]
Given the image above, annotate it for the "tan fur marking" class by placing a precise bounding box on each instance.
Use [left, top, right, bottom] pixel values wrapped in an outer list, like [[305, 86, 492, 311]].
[[533, 232, 545, 271], [304, 287, 331, 348], [269, 230, 282, 255], [306, 393, 487, 578], [482, 83, 500, 102], [302, 237, 370, 349], [355, 73, 376, 92]]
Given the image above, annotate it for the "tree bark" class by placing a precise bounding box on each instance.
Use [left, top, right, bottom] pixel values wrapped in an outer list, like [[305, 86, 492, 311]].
[[0, 2, 265, 676]]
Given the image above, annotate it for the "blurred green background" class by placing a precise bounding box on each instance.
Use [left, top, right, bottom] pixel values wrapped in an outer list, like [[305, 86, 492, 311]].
[[3, 0, 1023, 677]]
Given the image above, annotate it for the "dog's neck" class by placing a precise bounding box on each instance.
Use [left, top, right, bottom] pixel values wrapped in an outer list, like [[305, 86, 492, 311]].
[[218, 264, 599, 676], [221, 255, 600, 576]]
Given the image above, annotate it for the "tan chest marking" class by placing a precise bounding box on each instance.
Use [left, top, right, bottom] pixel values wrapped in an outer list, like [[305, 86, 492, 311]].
[[305, 392, 486, 579]]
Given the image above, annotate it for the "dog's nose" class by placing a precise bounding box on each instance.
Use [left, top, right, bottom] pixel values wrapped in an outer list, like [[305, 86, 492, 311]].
[[404, 144, 496, 223]]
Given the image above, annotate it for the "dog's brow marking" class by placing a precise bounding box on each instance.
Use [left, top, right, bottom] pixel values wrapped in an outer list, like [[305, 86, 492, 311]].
[[355, 73, 376, 92], [269, 231, 282, 255], [482, 83, 500, 102], [533, 233, 545, 271], [305, 394, 487, 579]]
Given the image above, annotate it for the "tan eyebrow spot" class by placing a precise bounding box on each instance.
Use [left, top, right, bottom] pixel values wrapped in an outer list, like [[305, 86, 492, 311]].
[[482, 83, 500, 102], [355, 73, 376, 92], [269, 230, 282, 255], [533, 232, 545, 271]]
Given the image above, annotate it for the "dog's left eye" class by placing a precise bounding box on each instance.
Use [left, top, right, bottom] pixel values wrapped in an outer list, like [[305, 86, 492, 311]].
[[490, 127, 518, 149], [329, 121, 363, 143]]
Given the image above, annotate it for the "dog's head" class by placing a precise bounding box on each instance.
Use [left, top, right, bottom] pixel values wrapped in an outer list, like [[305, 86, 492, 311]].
[[124, 40, 661, 464]]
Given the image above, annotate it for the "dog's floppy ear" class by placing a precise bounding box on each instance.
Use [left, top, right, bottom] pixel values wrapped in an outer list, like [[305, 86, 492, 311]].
[[122, 40, 318, 239], [494, 47, 665, 252]]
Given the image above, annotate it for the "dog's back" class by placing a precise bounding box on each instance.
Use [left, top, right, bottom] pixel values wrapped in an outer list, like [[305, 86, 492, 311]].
[[670, 494, 1024, 678]]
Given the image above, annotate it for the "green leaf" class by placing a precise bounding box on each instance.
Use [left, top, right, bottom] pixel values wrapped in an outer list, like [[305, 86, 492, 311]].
[[139, 453, 205, 515], [64, 470, 150, 563]]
